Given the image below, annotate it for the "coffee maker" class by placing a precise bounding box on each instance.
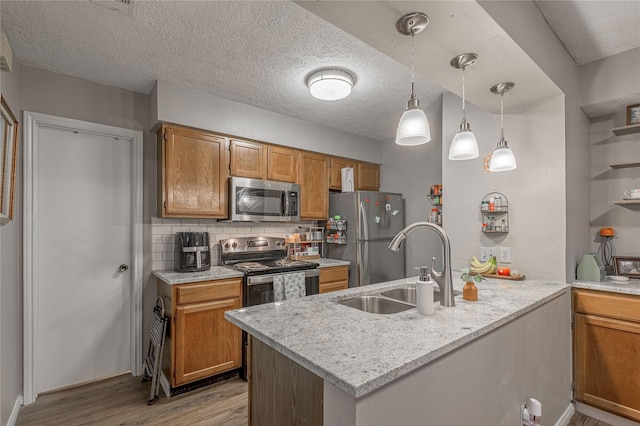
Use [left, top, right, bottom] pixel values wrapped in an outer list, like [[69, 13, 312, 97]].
[[174, 232, 211, 272]]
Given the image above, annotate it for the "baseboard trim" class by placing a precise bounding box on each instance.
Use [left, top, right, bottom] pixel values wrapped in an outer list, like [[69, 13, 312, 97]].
[[555, 402, 575, 426], [6, 395, 23, 426], [575, 402, 640, 426]]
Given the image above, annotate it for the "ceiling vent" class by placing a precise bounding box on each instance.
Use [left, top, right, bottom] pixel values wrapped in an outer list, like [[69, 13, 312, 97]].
[[90, 0, 133, 16], [0, 32, 13, 73]]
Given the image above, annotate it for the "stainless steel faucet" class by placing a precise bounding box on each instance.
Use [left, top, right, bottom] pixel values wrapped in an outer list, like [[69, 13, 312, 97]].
[[388, 222, 455, 307]]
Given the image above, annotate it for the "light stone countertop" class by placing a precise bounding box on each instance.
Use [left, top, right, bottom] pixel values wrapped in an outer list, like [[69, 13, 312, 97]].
[[572, 278, 640, 295], [153, 266, 244, 285], [225, 273, 570, 398], [315, 258, 350, 268]]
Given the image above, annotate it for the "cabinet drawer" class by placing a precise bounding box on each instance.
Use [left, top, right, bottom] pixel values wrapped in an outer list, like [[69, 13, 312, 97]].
[[320, 281, 348, 294], [320, 266, 348, 284], [574, 289, 640, 323], [176, 279, 242, 305]]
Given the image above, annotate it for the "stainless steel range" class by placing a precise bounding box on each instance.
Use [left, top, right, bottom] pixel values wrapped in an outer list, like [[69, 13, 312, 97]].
[[220, 236, 320, 378]]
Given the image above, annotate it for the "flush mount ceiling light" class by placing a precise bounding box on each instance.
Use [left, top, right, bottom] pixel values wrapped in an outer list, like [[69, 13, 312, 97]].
[[449, 53, 479, 160], [307, 69, 354, 101], [395, 12, 431, 146], [489, 82, 517, 172]]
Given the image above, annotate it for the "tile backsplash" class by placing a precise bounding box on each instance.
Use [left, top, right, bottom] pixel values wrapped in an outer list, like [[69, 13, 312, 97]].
[[151, 218, 315, 271]]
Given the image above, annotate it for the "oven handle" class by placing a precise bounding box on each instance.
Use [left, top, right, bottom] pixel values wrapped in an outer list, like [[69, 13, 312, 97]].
[[246, 269, 320, 286]]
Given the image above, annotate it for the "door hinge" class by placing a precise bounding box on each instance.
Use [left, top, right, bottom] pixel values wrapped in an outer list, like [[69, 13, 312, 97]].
[[571, 380, 575, 391], [163, 130, 168, 142], [571, 319, 575, 331], [173, 316, 176, 324], [164, 200, 167, 209], [173, 371, 176, 380]]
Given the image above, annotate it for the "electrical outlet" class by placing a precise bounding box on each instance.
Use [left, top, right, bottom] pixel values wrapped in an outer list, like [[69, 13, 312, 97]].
[[480, 247, 497, 262], [499, 246, 511, 263]]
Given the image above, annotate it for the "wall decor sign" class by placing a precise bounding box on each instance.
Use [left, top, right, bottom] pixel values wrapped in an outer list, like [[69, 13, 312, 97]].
[[613, 256, 640, 278], [627, 103, 640, 126], [0, 95, 18, 225]]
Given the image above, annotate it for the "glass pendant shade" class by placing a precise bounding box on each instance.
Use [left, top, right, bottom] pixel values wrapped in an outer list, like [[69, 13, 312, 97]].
[[394, 12, 431, 147], [449, 121, 478, 160], [489, 141, 517, 172], [396, 105, 431, 146], [489, 82, 516, 172]]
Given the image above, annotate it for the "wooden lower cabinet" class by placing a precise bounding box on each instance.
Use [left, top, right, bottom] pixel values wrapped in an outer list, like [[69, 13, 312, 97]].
[[158, 277, 243, 387], [249, 336, 322, 426], [573, 289, 640, 421], [319, 265, 349, 293]]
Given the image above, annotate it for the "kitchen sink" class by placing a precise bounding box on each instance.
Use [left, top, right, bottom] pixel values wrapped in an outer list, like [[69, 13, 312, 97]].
[[337, 295, 415, 314], [380, 287, 461, 304]]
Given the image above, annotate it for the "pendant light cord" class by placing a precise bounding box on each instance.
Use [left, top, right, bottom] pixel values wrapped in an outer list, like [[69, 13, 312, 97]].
[[461, 67, 466, 121], [410, 32, 415, 97], [500, 93, 504, 140]]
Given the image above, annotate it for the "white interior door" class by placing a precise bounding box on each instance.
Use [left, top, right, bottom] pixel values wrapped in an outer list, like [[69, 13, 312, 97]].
[[36, 126, 132, 393]]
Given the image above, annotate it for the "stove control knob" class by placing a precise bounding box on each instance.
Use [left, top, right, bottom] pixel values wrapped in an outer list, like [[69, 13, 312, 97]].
[[224, 242, 230, 249], [232, 241, 238, 248], [275, 241, 281, 246]]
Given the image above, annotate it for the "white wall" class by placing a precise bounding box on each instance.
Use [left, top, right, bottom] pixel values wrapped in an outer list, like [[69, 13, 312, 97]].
[[589, 111, 640, 261], [152, 80, 383, 163], [580, 47, 640, 113], [0, 61, 23, 426], [443, 92, 566, 280], [479, 1, 591, 282], [381, 100, 443, 274]]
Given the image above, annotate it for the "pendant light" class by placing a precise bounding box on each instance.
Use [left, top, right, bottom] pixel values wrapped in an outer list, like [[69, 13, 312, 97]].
[[448, 53, 479, 160], [489, 82, 517, 172], [395, 12, 431, 146]]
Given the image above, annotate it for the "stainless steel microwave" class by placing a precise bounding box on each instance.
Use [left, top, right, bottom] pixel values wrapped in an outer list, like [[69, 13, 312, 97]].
[[229, 177, 300, 222]]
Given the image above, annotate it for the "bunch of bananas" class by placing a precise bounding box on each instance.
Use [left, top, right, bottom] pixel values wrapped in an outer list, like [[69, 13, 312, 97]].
[[470, 256, 497, 274]]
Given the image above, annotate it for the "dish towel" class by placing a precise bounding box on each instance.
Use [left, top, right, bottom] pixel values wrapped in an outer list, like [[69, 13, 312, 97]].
[[273, 272, 306, 302]]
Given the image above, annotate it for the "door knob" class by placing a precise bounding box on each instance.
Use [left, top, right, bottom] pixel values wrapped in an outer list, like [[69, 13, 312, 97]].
[[118, 264, 129, 272]]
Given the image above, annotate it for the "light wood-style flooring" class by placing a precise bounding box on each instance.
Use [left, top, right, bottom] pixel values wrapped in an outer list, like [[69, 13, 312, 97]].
[[16, 374, 247, 426], [16, 373, 610, 426]]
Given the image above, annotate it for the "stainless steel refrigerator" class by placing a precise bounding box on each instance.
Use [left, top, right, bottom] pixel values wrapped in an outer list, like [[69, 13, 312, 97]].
[[326, 191, 405, 287]]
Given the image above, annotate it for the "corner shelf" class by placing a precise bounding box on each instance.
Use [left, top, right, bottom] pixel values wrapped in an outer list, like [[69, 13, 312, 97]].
[[613, 199, 640, 206], [611, 123, 640, 136], [610, 161, 640, 169]]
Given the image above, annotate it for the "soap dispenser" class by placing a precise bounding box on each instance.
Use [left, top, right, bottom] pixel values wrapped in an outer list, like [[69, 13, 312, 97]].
[[415, 266, 435, 316]]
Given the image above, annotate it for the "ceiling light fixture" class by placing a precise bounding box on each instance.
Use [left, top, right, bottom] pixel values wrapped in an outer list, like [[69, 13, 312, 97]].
[[395, 12, 431, 146], [307, 69, 354, 101], [448, 53, 479, 160], [489, 82, 517, 172]]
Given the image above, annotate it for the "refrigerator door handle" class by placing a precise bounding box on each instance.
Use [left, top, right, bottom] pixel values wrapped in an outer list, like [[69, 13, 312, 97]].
[[359, 201, 369, 241], [359, 202, 369, 285]]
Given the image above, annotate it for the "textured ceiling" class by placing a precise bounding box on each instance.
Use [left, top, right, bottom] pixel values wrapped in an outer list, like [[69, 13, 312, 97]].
[[535, 0, 640, 65], [1, 1, 638, 144], [0, 0, 444, 143]]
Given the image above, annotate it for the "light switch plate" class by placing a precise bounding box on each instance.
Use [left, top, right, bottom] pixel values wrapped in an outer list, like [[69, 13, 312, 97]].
[[480, 247, 497, 262], [499, 246, 511, 263]]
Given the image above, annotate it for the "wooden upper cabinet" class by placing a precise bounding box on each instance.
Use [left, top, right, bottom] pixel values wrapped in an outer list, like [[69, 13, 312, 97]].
[[268, 145, 299, 183], [357, 162, 380, 191], [329, 157, 357, 191], [230, 139, 268, 179], [158, 124, 229, 218], [298, 152, 329, 220]]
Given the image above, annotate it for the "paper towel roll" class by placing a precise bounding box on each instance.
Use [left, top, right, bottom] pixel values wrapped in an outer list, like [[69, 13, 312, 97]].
[[341, 167, 354, 192]]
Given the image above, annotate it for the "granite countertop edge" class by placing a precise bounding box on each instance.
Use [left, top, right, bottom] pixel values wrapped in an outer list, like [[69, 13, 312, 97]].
[[572, 279, 640, 295], [225, 276, 570, 398]]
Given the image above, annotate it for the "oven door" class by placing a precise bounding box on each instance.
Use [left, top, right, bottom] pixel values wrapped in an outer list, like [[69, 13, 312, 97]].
[[245, 269, 320, 306], [229, 177, 300, 222]]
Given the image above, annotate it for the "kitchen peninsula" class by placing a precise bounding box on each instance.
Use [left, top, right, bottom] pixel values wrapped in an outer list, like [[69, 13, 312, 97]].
[[226, 275, 571, 425]]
